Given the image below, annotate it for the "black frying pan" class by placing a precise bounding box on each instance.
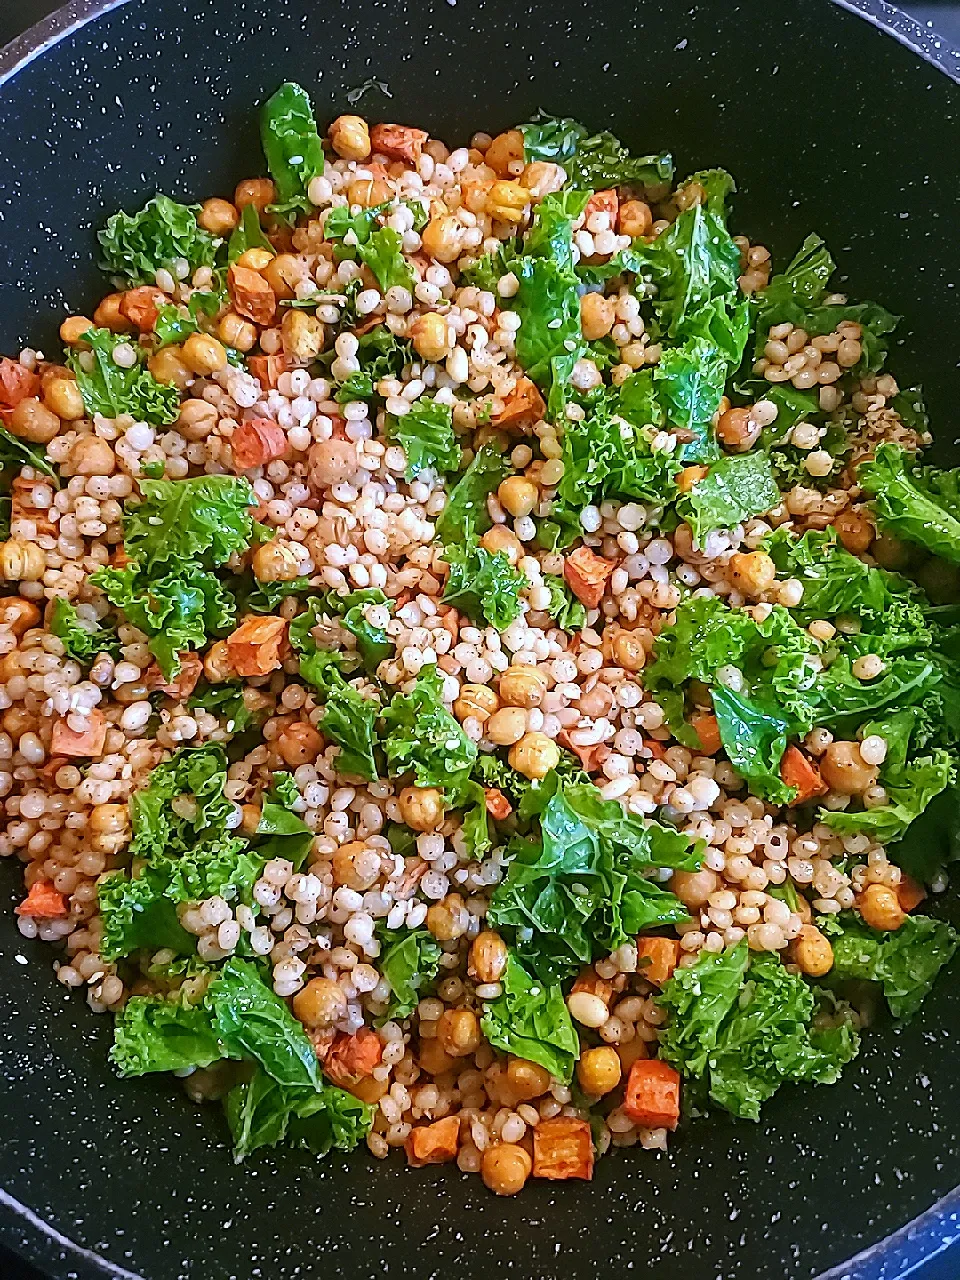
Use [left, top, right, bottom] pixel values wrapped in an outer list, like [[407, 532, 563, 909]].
[[1, 1, 960, 1277]]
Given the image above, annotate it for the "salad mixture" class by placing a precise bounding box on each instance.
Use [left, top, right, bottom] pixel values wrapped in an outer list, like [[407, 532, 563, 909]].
[[4, 86, 960, 1195]]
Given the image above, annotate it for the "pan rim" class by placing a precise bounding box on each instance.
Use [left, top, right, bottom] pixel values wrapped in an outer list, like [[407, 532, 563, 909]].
[[0, 1, 957, 1277]]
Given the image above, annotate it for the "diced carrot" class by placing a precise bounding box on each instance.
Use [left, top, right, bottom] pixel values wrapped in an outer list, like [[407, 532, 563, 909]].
[[405, 1115, 461, 1167], [226, 615, 287, 677], [779, 744, 828, 804], [642, 737, 668, 762], [227, 264, 277, 326], [896, 873, 927, 913], [676, 465, 710, 493], [247, 354, 288, 390], [689, 711, 721, 756], [623, 1058, 681, 1130], [231, 418, 288, 471], [15, 879, 67, 918], [324, 1027, 383, 1089], [636, 937, 681, 987], [571, 966, 614, 1007], [583, 188, 619, 225], [144, 652, 203, 699], [0, 358, 40, 409], [556, 728, 611, 773], [492, 377, 545, 428], [532, 1116, 594, 1181], [370, 123, 429, 165], [563, 547, 617, 610], [120, 286, 167, 331], [50, 709, 107, 758], [484, 787, 512, 820]]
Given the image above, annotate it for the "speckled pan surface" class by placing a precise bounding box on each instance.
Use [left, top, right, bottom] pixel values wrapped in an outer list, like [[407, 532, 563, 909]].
[[1, 1, 959, 1277]]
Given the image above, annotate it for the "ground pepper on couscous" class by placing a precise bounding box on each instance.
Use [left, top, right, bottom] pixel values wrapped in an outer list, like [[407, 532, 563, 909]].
[[3, 87, 959, 1194]]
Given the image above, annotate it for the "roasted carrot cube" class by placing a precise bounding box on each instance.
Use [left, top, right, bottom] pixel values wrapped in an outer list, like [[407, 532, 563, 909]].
[[247, 354, 288, 390], [780, 745, 828, 804], [484, 787, 512, 820], [676, 464, 710, 493], [624, 1059, 681, 1130], [532, 1116, 594, 1181], [231, 418, 288, 471], [324, 1027, 384, 1089], [690, 711, 722, 756], [636, 937, 681, 987], [492, 377, 545, 428], [227, 264, 277, 326], [0, 358, 40, 409], [226, 615, 286, 677], [144, 652, 203, 700], [50, 709, 107, 758], [405, 1115, 461, 1167], [556, 728, 610, 773], [583, 188, 619, 225], [571, 966, 615, 1007], [370, 123, 428, 165], [563, 547, 617, 610], [120, 286, 167, 331], [16, 880, 67, 918]]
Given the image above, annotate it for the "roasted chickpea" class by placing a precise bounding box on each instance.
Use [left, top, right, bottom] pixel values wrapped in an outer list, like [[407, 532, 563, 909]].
[[234, 177, 276, 213], [482, 1143, 532, 1196], [436, 1008, 481, 1058], [728, 551, 777, 598], [276, 722, 323, 767], [498, 666, 547, 709], [9, 398, 61, 445], [497, 476, 539, 520], [1, 598, 40, 638], [198, 197, 239, 235], [421, 214, 463, 264], [236, 247, 274, 272], [89, 803, 130, 835], [819, 740, 878, 795], [398, 785, 445, 832], [671, 867, 720, 908], [93, 292, 132, 332], [418, 1037, 458, 1077], [59, 315, 94, 347], [332, 840, 382, 891], [618, 199, 653, 238], [859, 883, 906, 932], [485, 181, 530, 225], [218, 312, 258, 353], [576, 1046, 622, 1097], [485, 707, 528, 747], [509, 732, 561, 780], [791, 924, 835, 976], [611, 629, 647, 672], [239, 803, 262, 835], [61, 435, 116, 477], [483, 130, 525, 178], [264, 253, 305, 301], [426, 892, 469, 941], [520, 161, 566, 197], [113, 680, 151, 705], [580, 292, 617, 342], [292, 977, 348, 1029], [42, 376, 85, 421], [309, 438, 358, 488], [347, 176, 392, 208], [453, 683, 499, 724], [328, 114, 372, 161], [717, 406, 761, 451], [182, 332, 228, 376], [203, 639, 234, 683], [176, 399, 219, 441], [251, 539, 302, 583], [0, 539, 45, 583], [479, 524, 523, 564], [281, 309, 324, 362], [148, 346, 191, 390], [410, 312, 450, 363], [468, 930, 508, 984], [832, 508, 874, 555], [506, 1056, 552, 1100]]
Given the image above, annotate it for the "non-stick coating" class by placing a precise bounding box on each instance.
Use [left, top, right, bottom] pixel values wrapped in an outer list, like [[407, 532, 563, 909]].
[[1, 1, 959, 1277]]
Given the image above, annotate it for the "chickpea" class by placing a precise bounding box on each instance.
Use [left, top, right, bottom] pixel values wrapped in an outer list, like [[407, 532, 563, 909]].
[[113, 680, 151, 705], [436, 1008, 481, 1058], [421, 214, 463, 264], [859, 883, 906, 932], [398, 785, 445, 832], [426, 892, 468, 941], [485, 181, 530, 225], [234, 177, 276, 213], [671, 867, 720, 908], [251, 539, 302, 583], [577, 1046, 622, 1097], [509, 732, 561, 780], [498, 666, 547, 709], [611, 629, 647, 672], [483, 130, 525, 178], [61, 434, 116, 477], [350, 1074, 389, 1105], [520, 161, 566, 198], [182, 332, 227, 376], [506, 1056, 552, 1100], [618, 199, 653, 239], [218, 312, 258, 353], [148, 346, 191, 390], [418, 1038, 458, 1076], [453, 683, 499, 724], [89, 803, 130, 835], [177, 399, 219, 441], [236, 247, 274, 271], [198, 197, 239, 235], [292, 977, 348, 1029], [240, 803, 261, 835], [677, 464, 709, 493], [410, 312, 450, 363], [332, 840, 382, 891], [347, 175, 392, 208], [42, 376, 85, 421], [281, 309, 324, 362], [479, 524, 523, 565], [9, 398, 61, 445], [819, 741, 878, 795], [328, 114, 372, 161], [616, 1036, 650, 1072], [59, 315, 94, 347], [832, 508, 874, 555], [791, 924, 834, 977], [728, 551, 777, 598], [2, 598, 40, 638], [486, 706, 528, 747], [580, 292, 617, 342], [0, 539, 45, 583], [2, 706, 34, 736], [717, 407, 761, 452], [497, 476, 539, 520], [203, 639, 234, 683], [468, 930, 508, 984], [309, 438, 358, 488], [482, 1143, 532, 1196], [276, 721, 323, 767], [264, 253, 305, 301], [93, 292, 132, 332]]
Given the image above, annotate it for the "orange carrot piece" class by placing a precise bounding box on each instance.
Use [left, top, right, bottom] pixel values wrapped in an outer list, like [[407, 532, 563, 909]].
[[370, 123, 428, 165], [144, 652, 203, 699], [636, 937, 681, 987], [232, 419, 288, 471], [571, 966, 614, 1007], [689, 711, 722, 756], [897, 873, 927, 913], [583, 188, 619, 224], [492, 377, 545, 428], [779, 745, 828, 804], [247, 354, 288, 390], [0, 358, 40, 408], [324, 1027, 383, 1089], [564, 547, 617, 610], [484, 787, 512, 820], [15, 880, 67, 918], [227, 264, 277, 325], [532, 1116, 594, 1181], [624, 1059, 681, 1130], [225, 615, 286, 677], [405, 1115, 461, 1167], [556, 728, 611, 773], [120, 286, 167, 331], [50, 709, 107, 758]]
